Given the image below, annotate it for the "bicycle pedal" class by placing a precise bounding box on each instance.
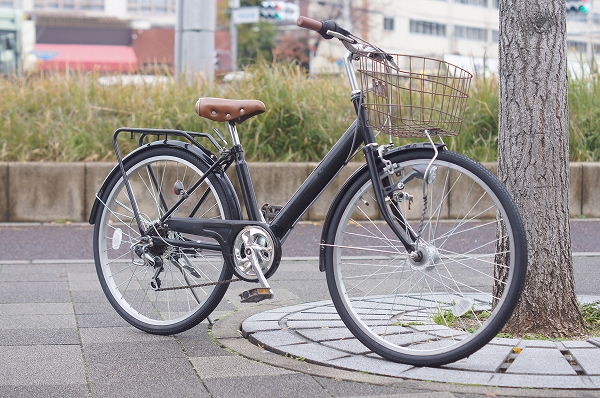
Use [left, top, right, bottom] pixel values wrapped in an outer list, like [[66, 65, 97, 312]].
[[239, 287, 274, 303]]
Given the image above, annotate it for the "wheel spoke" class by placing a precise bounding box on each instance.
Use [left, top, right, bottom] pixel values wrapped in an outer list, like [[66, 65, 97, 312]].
[[94, 150, 237, 334], [326, 152, 526, 366]]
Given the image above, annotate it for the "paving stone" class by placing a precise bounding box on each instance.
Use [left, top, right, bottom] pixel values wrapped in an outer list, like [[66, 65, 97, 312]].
[[175, 325, 234, 358], [286, 311, 342, 321], [275, 342, 349, 362], [0, 302, 73, 315], [1, 314, 77, 329], [303, 305, 339, 314], [0, 384, 89, 398], [0, 268, 69, 282], [321, 338, 371, 355], [276, 301, 332, 312], [69, 289, 108, 303], [562, 340, 597, 349], [589, 337, 600, 347], [488, 336, 521, 347], [76, 313, 130, 328], [569, 348, 600, 375], [506, 348, 576, 375], [521, 339, 560, 348], [202, 374, 330, 398], [79, 327, 167, 345], [443, 344, 513, 372], [87, 357, 197, 382], [73, 301, 114, 315], [287, 320, 347, 329], [488, 374, 591, 389], [251, 329, 309, 347], [0, 328, 80, 345], [190, 355, 296, 379], [90, 380, 210, 398], [0, 263, 59, 271], [325, 355, 413, 377], [313, 376, 437, 397], [83, 340, 186, 362], [245, 311, 286, 322], [66, 278, 102, 291], [0, 281, 71, 303], [242, 320, 283, 334], [296, 327, 355, 341], [65, 263, 96, 273], [0, 345, 86, 385], [66, 271, 98, 281], [400, 366, 495, 385]]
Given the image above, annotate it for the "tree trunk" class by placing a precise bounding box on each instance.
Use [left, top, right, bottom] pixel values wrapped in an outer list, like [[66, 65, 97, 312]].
[[497, 0, 585, 337]]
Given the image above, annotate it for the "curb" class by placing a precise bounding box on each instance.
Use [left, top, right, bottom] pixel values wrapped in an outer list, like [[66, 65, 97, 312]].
[[1, 161, 599, 222], [211, 306, 598, 397]]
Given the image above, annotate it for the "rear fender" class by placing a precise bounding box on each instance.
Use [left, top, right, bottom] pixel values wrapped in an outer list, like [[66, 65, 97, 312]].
[[88, 140, 239, 224]]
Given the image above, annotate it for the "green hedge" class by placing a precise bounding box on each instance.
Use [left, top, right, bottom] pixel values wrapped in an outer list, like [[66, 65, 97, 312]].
[[1, 64, 599, 162]]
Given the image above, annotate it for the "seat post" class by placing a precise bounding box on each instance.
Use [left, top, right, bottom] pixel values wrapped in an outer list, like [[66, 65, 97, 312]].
[[226, 121, 241, 146], [227, 121, 264, 222]]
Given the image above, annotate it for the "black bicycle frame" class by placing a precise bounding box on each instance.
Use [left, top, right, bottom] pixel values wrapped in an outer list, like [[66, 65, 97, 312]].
[[109, 95, 417, 256]]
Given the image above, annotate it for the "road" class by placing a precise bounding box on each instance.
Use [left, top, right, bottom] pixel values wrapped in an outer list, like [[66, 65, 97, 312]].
[[0, 220, 598, 261], [1, 219, 598, 295]]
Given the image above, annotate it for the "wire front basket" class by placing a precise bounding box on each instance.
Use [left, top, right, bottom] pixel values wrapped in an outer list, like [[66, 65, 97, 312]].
[[359, 53, 472, 138]]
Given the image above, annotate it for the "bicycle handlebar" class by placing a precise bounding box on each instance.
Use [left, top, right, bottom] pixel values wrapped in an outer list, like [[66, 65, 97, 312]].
[[296, 16, 322, 32], [296, 16, 351, 40]]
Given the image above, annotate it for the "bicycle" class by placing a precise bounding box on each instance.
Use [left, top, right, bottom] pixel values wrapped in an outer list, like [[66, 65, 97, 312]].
[[89, 16, 527, 367]]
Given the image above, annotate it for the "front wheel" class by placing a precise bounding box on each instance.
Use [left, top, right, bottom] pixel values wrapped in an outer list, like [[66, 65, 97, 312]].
[[93, 147, 241, 335], [324, 149, 527, 366]]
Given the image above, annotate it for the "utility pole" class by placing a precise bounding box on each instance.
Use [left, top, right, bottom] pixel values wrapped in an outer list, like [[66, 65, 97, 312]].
[[175, 0, 215, 83], [230, 0, 240, 71], [342, 0, 352, 31]]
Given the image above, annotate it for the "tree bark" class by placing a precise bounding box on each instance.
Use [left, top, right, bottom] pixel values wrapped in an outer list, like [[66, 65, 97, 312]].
[[497, 0, 585, 337]]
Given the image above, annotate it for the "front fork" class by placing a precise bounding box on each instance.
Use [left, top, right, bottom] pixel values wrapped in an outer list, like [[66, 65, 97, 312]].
[[362, 135, 441, 258], [363, 144, 417, 254]]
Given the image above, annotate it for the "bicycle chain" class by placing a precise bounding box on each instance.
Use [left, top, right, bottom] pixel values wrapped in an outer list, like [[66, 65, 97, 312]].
[[155, 278, 240, 291]]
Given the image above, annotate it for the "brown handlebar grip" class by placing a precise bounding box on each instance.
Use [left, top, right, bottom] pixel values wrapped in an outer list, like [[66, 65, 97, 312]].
[[297, 16, 322, 32]]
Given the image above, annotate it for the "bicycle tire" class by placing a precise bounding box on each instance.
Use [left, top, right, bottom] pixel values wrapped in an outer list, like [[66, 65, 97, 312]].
[[324, 149, 527, 366], [93, 146, 241, 335]]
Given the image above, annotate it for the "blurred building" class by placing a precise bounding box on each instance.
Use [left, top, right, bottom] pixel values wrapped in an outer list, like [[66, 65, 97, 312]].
[[0, 0, 234, 74], [309, 0, 600, 77]]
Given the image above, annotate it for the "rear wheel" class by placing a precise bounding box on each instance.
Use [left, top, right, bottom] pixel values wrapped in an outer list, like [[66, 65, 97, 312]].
[[324, 149, 527, 366], [93, 147, 240, 334]]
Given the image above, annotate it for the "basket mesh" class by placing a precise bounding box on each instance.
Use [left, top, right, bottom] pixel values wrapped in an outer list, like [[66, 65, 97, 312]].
[[359, 53, 472, 138]]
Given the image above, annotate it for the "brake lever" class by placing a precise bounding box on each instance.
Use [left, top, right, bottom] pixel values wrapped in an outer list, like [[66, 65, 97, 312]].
[[326, 30, 356, 44]]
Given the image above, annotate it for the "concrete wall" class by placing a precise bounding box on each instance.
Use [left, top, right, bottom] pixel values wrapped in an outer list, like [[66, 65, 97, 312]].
[[0, 161, 598, 222]]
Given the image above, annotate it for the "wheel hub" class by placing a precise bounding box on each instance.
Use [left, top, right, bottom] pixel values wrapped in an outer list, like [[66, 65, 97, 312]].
[[408, 243, 441, 271]]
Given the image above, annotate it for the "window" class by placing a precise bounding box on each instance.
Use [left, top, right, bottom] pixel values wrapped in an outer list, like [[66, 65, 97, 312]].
[[492, 0, 499, 8], [127, 0, 176, 14], [455, 0, 488, 6], [454, 25, 488, 42], [492, 30, 499, 42], [31, 0, 104, 11], [383, 17, 394, 31], [410, 20, 446, 37], [568, 41, 587, 53]]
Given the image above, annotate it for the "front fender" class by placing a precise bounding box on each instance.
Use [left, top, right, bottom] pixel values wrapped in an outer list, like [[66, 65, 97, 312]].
[[88, 140, 232, 224], [318, 142, 445, 272]]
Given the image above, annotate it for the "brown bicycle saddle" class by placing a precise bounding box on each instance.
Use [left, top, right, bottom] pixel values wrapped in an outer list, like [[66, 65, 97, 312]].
[[195, 97, 266, 124]]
